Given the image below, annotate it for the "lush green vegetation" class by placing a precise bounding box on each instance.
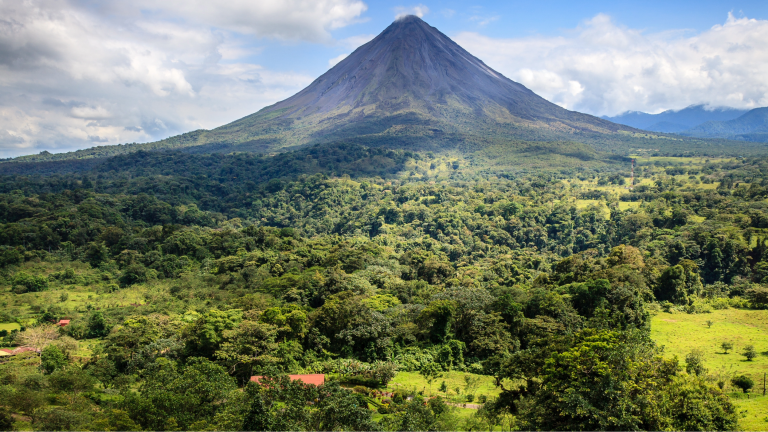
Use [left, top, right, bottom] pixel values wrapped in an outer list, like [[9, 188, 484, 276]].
[[2, 143, 768, 430]]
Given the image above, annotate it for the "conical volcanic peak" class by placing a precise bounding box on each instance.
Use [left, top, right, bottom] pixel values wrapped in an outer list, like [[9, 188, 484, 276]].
[[191, 16, 632, 153], [272, 14, 531, 117]]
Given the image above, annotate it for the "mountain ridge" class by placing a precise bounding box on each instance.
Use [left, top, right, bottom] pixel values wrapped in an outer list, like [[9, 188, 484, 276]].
[[681, 107, 768, 142], [603, 104, 750, 132]]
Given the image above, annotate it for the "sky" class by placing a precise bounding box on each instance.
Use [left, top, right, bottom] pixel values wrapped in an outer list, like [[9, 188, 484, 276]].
[[1, 0, 767, 157]]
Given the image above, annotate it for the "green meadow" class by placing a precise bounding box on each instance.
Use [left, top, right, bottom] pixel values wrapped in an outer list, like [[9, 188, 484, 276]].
[[651, 309, 768, 430]]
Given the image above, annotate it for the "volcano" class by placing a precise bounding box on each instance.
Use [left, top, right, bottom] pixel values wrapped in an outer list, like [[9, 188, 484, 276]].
[[160, 15, 636, 153]]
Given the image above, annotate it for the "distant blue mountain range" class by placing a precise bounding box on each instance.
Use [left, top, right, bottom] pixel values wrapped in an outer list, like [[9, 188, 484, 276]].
[[603, 105, 768, 142]]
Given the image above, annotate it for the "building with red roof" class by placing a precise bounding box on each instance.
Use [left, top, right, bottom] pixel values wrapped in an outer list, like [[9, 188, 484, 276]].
[[250, 374, 325, 386], [0, 347, 38, 356], [57, 319, 70, 327]]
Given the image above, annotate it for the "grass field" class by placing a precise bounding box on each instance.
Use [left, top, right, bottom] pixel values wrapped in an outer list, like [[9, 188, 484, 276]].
[[651, 308, 768, 430], [0, 323, 20, 332], [388, 371, 502, 401]]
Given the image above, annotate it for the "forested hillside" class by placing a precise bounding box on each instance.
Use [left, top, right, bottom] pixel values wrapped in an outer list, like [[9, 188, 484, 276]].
[[2, 146, 768, 430]]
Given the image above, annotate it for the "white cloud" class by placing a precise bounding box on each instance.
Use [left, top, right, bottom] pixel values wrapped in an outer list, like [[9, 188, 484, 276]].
[[328, 54, 349, 67], [0, 0, 336, 157], [96, 0, 368, 42], [454, 13, 768, 115], [469, 15, 499, 26], [395, 5, 429, 20], [70, 106, 112, 120], [339, 34, 376, 50]]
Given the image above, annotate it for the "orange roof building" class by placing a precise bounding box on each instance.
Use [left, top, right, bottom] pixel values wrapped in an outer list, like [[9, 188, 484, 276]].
[[0, 347, 38, 356], [250, 374, 325, 386], [57, 320, 70, 327]]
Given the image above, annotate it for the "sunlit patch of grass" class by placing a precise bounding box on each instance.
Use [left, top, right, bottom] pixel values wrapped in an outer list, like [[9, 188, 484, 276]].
[[388, 371, 501, 400], [651, 308, 768, 430], [731, 393, 768, 430], [618, 201, 641, 211], [651, 309, 768, 381], [0, 323, 20, 332]]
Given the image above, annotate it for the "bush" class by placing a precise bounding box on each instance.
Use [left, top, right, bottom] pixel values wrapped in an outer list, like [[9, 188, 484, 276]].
[[731, 375, 754, 394], [33, 408, 90, 431], [478, 394, 488, 403], [747, 287, 768, 309], [11, 272, 48, 294], [41, 345, 68, 374], [721, 342, 733, 354], [466, 394, 475, 402], [0, 406, 13, 431], [685, 350, 707, 376], [743, 345, 757, 361], [119, 264, 151, 286], [338, 375, 382, 388]]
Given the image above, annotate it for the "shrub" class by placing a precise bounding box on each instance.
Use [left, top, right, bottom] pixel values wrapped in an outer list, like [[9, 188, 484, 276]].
[[721, 342, 733, 354], [11, 272, 48, 294], [41, 345, 68, 374], [743, 345, 757, 361], [731, 375, 754, 394], [0, 406, 13, 431], [685, 350, 707, 376], [338, 375, 381, 388], [746, 286, 768, 309]]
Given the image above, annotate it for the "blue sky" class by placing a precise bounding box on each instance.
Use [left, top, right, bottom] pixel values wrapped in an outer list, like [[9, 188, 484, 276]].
[[1, 0, 767, 157]]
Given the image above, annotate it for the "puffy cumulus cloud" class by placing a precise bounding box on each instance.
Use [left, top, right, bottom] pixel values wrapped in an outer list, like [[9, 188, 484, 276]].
[[132, 0, 368, 42], [0, 0, 342, 158], [395, 5, 429, 20], [454, 13, 768, 116]]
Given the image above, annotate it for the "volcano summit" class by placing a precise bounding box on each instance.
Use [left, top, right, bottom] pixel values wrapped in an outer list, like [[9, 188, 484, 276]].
[[164, 15, 634, 154]]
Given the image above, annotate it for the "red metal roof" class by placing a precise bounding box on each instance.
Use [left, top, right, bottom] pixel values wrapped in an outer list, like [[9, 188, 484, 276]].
[[0, 347, 38, 355], [57, 320, 70, 326], [250, 374, 325, 386]]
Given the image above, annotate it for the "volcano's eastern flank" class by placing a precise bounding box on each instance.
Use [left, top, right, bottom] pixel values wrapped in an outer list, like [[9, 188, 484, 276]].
[[161, 15, 636, 153]]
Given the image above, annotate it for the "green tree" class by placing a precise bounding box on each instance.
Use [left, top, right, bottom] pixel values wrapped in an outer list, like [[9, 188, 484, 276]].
[[86, 311, 110, 338], [184, 309, 243, 358], [656, 265, 690, 305], [721, 341, 733, 354], [661, 374, 737, 430], [40, 344, 68, 374], [89, 409, 140, 431], [731, 375, 754, 394], [419, 362, 442, 393], [685, 349, 707, 376], [0, 406, 14, 431], [498, 330, 679, 431], [743, 345, 757, 361], [215, 320, 280, 382], [123, 357, 237, 430], [439, 381, 447, 394]]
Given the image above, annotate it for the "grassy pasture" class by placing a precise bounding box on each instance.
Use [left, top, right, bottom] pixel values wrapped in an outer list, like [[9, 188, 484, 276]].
[[388, 371, 501, 401], [651, 308, 768, 430], [0, 323, 20, 332]]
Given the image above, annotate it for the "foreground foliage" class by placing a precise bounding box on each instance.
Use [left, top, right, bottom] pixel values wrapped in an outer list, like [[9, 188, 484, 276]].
[[1, 147, 767, 430]]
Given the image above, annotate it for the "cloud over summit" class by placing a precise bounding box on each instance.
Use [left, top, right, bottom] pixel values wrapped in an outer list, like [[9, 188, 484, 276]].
[[455, 13, 768, 116]]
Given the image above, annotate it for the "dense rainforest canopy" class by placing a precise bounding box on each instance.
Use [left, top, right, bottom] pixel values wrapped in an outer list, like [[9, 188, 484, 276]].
[[1, 144, 767, 430]]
